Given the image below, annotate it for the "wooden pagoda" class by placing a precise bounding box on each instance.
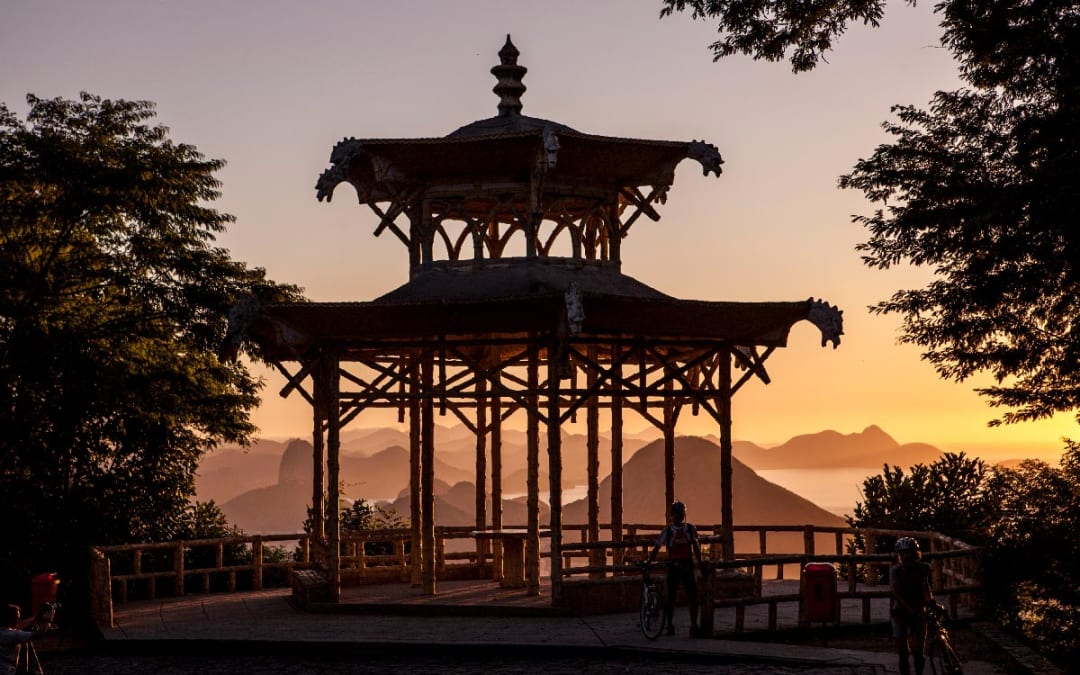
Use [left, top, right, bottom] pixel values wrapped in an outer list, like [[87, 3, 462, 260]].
[[230, 36, 843, 605]]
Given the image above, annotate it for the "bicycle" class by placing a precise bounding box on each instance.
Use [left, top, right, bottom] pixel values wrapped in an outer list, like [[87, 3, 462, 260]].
[[635, 559, 667, 640], [924, 601, 964, 675]]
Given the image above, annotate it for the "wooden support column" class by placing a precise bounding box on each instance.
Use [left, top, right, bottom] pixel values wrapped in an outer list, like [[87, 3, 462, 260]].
[[475, 378, 489, 566], [547, 339, 564, 603], [491, 374, 504, 580], [586, 345, 601, 576], [610, 343, 624, 566], [526, 341, 541, 596], [664, 377, 676, 520], [409, 356, 422, 587], [406, 204, 422, 274], [719, 348, 735, 560], [420, 199, 434, 265], [421, 350, 437, 594], [606, 203, 621, 264], [325, 350, 342, 603], [311, 361, 326, 544]]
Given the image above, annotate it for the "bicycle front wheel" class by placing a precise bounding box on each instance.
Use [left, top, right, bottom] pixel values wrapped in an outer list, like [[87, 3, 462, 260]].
[[927, 637, 964, 675], [640, 587, 666, 640]]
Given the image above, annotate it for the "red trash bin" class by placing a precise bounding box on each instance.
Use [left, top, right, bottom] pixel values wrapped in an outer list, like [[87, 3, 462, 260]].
[[802, 563, 838, 623], [30, 572, 60, 614]]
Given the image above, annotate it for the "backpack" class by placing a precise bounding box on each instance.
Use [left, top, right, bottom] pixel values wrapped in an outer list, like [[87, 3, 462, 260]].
[[668, 524, 694, 560]]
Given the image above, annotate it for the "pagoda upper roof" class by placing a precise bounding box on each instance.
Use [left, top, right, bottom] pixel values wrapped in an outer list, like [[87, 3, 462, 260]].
[[315, 36, 722, 205]]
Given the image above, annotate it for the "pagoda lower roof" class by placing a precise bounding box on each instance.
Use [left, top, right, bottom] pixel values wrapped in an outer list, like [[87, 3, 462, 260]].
[[242, 260, 840, 360]]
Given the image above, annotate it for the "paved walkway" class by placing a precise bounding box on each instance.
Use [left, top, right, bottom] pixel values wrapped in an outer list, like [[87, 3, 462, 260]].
[[86, 580, 1021, 674]]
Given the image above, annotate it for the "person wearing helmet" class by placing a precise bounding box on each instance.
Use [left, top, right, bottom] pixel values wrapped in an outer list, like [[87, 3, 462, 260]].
[[890, 537, 933, 675], [648, 501, 706, 637]]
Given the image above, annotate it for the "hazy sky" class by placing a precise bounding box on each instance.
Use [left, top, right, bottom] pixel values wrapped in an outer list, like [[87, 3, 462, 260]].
[[3, 1, 1073, 459]]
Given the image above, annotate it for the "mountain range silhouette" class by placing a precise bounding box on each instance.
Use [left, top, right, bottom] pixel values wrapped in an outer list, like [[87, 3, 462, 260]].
[[198, 425, 943, 534]]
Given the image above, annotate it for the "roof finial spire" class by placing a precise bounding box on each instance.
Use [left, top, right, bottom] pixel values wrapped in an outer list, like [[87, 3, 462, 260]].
[[491, 34, 527, 118]]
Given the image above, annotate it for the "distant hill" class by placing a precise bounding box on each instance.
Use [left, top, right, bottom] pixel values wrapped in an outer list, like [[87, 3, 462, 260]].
[[217, 439, 476, 532], [732, 425, 943, 470], [196, 438, 292, 504], [564, 435, 844, 527], [385, 481, 549, 528], [219, 439, 314, 533]]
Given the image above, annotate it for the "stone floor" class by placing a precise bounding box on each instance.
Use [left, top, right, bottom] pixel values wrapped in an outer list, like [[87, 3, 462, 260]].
[[47, 579, 1035, 674]]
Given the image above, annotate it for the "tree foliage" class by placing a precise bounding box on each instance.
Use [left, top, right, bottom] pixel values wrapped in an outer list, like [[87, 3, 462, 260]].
[[659, 0, 896, 72], [303, 495, 407, 557], [664, 0, 1080, 426], [0, 93, 303, 602], [851, 446, 1080, 664], [977, 445, 1080, 661], [847, 451, 988, 542]]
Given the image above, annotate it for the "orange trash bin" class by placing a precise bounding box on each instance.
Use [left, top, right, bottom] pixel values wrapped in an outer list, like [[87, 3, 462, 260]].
[[30, 572, 60, 614], [803, 563, 838, 623]]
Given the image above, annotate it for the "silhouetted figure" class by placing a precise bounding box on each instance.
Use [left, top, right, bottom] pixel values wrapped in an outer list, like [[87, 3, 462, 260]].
[[649, 500, 706, 636], [890, 537, 933, 675], [2, 603, 47, 675]]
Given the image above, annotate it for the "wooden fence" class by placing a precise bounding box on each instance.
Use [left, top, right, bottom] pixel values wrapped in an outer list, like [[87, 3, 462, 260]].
[[90, 524, 980, 631]]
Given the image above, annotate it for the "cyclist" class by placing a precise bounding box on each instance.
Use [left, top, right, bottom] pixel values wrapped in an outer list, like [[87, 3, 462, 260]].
[[890, 537, 933, 675], [649, 500, 705, 636]]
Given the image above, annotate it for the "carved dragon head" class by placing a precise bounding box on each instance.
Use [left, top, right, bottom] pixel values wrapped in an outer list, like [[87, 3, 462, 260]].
[[315, 138, 365, 203], [807, 298, 843, 349], [687, 140, 724, 177]]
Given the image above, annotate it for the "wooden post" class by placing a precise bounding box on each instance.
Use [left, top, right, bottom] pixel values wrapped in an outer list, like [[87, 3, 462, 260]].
[[610, 343, 624, 567], [312, 373, 326, 543], [700, 559, 714, 635], [406, 203, 422, 273], [173, 543, 184, 596], [526, 341, 540, 596], [475, 378, 489, 569], [409, 357, 422, 587], [797, 563, 808, 627], [397, 538, 408, 582], [89, 548, 114, 628], [491, 374, 503, 580], [253, 537, 264, 590], [422, 350, 437, 595], [719, 348, 735, 560], [930, 536, 944, 594], [606, 203, 621, 265], [420, 198, 434, 265], [547, 339, 564, 604], [663, 377, 676, 519], [586, 345, 601, 577], [326, 350, 342, 603]]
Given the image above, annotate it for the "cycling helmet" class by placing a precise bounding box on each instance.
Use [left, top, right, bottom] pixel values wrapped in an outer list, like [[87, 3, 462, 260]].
[[671, 501, 686, 515], [894, 537, 920, 553]]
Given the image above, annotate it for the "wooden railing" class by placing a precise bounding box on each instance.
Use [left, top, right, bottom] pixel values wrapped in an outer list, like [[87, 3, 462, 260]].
[[557, 524, 981, 632], [89, 524, 981, 631], [90, 533, 313, 626]]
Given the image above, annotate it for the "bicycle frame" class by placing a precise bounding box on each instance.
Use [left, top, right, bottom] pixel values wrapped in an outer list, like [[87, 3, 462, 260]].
[[924, 602, 964, 675], [636, 560, 667, 640]]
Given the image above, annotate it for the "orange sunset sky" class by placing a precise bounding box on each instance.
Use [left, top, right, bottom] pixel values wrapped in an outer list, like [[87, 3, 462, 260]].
[[3, 1, 1074, 461]]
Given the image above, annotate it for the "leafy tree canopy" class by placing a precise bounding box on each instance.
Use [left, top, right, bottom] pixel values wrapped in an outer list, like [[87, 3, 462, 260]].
[[663, 0, 1080, 426], [850, 445, 1080, 664], [847, 451, 988, 541], [659, 0, 896, 72], [0, 93, 303, 598]]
